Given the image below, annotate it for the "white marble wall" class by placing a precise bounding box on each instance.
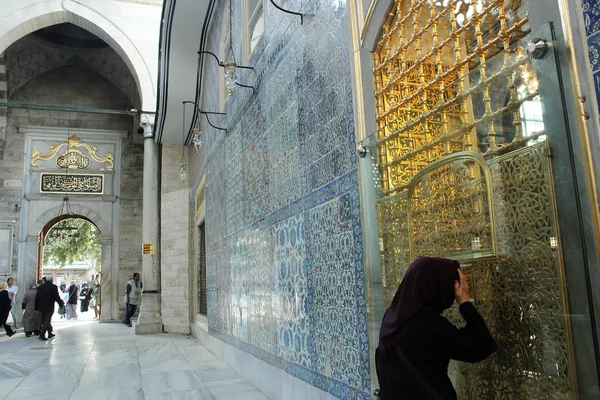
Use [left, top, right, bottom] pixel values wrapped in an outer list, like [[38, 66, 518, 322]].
[[161, 144, 191, 334]]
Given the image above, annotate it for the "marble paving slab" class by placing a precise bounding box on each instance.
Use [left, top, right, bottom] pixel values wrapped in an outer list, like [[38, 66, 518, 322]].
[[0, 321, 269, 400]]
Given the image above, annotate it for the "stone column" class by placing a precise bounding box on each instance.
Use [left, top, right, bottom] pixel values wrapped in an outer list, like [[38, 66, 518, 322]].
[[99, 236, 114, 322], [134, 121, 162, 334]]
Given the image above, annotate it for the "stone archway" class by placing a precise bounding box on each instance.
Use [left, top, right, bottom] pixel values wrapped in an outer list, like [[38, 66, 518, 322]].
[[20, 203, 116, 323], [15, 127, 126, 324], [37, 214, 102, 315], [0, 0, 156, 110], [38, 214, 100, 278]]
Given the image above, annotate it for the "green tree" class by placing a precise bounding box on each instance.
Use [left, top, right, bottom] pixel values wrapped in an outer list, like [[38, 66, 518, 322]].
[[43, 218, 101, 269]]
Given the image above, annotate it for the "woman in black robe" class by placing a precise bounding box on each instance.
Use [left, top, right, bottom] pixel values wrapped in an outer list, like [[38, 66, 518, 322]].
[[375, 257, 497, 400], [79, 284, 90, 313], [0, 282, 15, 337]]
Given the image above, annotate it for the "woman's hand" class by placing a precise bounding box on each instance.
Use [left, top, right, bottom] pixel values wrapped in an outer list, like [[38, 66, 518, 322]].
[[454, 268, 470, 305]]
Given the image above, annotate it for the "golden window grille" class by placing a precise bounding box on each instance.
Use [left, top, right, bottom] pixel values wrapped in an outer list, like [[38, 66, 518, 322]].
[[374, 0, 532, 195], [374, 1, 576, 397]]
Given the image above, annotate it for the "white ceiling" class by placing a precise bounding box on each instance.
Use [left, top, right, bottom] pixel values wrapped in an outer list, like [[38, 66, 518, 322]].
[[155, 0, 211, 144]]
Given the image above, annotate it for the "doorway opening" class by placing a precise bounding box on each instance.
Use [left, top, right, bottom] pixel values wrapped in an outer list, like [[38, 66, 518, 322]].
[[38, 215, 102, 321]]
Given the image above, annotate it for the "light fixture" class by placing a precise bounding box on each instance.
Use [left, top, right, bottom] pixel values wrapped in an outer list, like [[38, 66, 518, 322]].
[[180, 158, 187, 182], [268, 0, 304, 24], [180, 103, 188, 182], [198, 51, 256, 96], [183, 101, 228, 136], [224, 63, 237, 96], [192, 128, 202, 153]]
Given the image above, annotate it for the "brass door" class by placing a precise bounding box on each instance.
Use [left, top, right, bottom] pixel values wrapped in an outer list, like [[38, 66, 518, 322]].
[[368, 1, 586, 398]]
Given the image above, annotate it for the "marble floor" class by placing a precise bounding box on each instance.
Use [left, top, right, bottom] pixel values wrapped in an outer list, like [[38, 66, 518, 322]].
[[0, 318, 270, 400]]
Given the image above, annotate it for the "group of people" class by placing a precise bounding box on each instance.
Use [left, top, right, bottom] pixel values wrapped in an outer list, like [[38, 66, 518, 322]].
[[0, 277, 18, 337], [0, 276, 101, 340], [57, 280, 100, 320]]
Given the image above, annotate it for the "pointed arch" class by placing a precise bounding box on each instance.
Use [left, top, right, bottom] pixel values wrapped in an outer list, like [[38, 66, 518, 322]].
[[30, 204, 110, 239], [0, 0, 156, 110]]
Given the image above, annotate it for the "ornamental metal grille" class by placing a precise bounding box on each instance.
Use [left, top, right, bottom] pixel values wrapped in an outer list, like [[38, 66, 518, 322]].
[[374, 1, 575, 397]]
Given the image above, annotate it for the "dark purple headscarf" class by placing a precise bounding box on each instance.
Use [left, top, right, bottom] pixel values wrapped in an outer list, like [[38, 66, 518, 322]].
[[378, 257, 460, 355]]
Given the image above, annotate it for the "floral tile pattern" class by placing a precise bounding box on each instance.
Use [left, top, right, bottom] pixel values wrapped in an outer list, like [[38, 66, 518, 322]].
[[584, 0, 600, 115], [197, 1, 370, 398], [583, 0, 600, 37]]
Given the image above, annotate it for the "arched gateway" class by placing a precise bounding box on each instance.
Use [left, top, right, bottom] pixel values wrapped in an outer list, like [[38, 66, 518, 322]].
[[17, 127, 124, 323]]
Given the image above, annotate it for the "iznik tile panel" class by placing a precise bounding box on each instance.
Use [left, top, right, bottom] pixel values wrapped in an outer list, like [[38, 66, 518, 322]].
[[199, 1, 370, 398], [583, 0, 600, 115]]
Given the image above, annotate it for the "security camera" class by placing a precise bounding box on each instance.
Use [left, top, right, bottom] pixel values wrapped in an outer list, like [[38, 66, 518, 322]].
[[137, 127, 145, 134]]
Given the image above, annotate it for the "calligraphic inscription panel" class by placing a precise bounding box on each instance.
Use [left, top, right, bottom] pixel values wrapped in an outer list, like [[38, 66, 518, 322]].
[[374, 1, 575, 398], [40, 173, 104, 194]]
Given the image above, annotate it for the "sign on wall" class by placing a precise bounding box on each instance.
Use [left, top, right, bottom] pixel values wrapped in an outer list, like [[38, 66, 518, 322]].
[[40, 173, 104, 194]]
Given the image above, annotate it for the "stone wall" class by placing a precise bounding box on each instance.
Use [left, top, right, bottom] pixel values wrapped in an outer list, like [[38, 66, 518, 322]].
[[189, 1, 369, 398], [0, 52, 6, 160], [117, 130, 144, 319], [161, 144, 191, 334], [6, 35, 138, 106], [0, 62, 142, 320]]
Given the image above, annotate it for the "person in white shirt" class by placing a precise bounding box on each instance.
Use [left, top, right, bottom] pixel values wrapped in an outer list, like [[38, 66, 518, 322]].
[[123, 273, 142, 327], [6, 277, 18, 329]]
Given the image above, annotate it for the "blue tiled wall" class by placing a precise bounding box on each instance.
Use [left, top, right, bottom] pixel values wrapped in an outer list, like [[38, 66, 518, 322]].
[[194, 1, 370, 398], [583, 0, 600, 115]]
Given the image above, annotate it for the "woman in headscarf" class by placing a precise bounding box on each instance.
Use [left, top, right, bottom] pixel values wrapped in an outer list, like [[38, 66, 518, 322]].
[[22, 283, 42, 337], [376, 257, 497, 399], [0, 282, 15, 337], [66, 281, 78, 320], [79, 283, 90, 313]]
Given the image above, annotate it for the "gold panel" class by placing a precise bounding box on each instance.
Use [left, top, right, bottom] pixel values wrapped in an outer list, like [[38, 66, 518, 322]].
[[374, 0, 575, 397], [408, 152, 494, 261], [143, 243, 154, 255], [32, 135, 114, 171]]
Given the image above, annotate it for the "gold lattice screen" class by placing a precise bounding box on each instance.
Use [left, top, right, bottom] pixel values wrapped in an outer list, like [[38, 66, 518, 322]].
[[374, 0, 576, 398], [374, 0, 531, 195]]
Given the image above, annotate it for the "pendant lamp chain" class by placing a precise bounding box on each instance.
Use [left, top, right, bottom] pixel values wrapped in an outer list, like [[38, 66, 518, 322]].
[[180, 103, 188, 182]]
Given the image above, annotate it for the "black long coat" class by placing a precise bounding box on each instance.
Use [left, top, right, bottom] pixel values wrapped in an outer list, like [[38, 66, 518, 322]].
[[0, 290, 11, 325], [375, 302, 497, 400], [35, 282, 64, 313], [67, 285, 78, 305]]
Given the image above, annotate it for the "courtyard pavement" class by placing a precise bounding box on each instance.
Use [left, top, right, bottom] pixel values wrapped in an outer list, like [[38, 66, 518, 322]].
[[0, 312, 269, 400]]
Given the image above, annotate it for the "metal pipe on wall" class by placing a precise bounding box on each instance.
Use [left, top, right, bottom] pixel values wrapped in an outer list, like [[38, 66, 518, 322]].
[[1, 102, 156, 116]]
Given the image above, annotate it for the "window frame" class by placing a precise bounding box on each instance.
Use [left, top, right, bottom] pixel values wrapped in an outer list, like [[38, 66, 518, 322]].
[[244, 0, 265, 63]]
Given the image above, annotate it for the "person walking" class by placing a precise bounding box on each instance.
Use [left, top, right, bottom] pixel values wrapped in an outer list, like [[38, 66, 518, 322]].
[[66, 281, 78, 320], [375, 257, 497, 400], [123, 273, 142, 327], [0, 282, 15, 337], [91, 279, 100, 320], [6, 277, 18, 329], [22, 283, 42, 337], [34, 276, 64, 340]]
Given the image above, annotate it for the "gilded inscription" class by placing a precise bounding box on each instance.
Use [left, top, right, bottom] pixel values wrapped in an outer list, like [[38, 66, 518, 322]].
[[32, 135, 113, 170], [40, 173, 104, 194]]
